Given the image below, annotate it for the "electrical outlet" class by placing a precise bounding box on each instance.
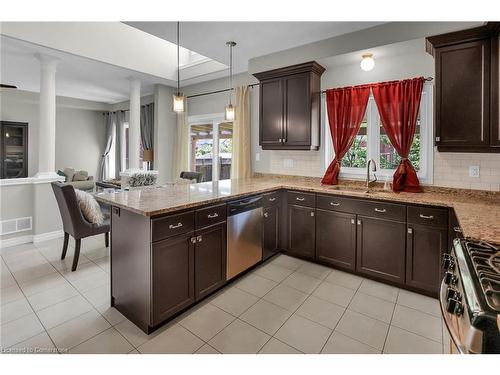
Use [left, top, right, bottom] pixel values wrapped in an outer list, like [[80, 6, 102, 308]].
[[283, 159, 294, 168], [255, 153, 260, 162], [469, 165, 480, 178]]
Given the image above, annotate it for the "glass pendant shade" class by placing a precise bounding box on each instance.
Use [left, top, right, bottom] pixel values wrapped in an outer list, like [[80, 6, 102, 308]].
[[173, 93, 185, 113], [360, 54, 375, 71], [225, 103, 235, 121]]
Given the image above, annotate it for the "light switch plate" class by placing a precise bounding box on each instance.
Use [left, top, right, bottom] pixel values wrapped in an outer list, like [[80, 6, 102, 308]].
[[255, 153, 260, 162], [469, 165, 480, 178]]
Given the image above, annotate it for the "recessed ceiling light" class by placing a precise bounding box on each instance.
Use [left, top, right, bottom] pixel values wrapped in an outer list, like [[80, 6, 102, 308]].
[[360, 53, 375, 72]]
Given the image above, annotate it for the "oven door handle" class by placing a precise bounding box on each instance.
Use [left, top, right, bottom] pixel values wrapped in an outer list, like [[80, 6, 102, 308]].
[[439, 277, 467, 354]]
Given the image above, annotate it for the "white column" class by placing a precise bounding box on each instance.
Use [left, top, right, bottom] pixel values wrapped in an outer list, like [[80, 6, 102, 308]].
[[128, 78, 141, 170], [35, 53, 59, 178]]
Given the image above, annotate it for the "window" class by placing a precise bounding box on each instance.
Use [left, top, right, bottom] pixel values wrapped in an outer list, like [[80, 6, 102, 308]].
[[325, 84, 433, 183], [189, 115, 233, 182]]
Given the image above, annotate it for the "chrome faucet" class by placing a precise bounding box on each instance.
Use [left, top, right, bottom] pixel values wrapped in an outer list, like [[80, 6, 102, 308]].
[[366, 159, 377, 189]]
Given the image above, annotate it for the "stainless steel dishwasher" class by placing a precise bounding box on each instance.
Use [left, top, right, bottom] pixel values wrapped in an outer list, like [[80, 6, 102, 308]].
[[226, 196, 263, 280]]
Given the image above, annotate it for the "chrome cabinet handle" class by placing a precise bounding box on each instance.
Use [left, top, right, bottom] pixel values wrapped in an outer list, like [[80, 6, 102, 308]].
[[197, 235, 202, 242], [207, 213, 219, 219], [296, 197, 305, 201], [190, 237, 197, 244], [310, 211, 315, 217], [408, 227, 413, 234], [169, 222, 183, 229], [419, 214, 434, 219], [351, 219, 355, 225], [357, 219, 362, 225], [374, 208, 387, 213], [453, 227, 462, 233], [268, 197, 276, 202], [263, 212, 269, 218], [330, 202, 340, 206]]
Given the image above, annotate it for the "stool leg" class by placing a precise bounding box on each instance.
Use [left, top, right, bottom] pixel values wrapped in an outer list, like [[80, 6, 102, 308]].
[[105, 232, 109, 248], [61, 233, 69, 260], [72, 239, 81, 272]]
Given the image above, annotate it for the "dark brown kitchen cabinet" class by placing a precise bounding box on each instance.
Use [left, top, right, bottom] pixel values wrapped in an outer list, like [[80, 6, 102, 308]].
[[287, 204, 315, 260], [427, 23, 500, 152], [0, 121, 28, 179], [194, 222, 226, 300], [316, 209, 356, 271], [406, 224, 448, 296], [263, 205, 280, 261], [356, 216, 406, 285], [152, 232, 195, 325], [254, 61, 325, 150]]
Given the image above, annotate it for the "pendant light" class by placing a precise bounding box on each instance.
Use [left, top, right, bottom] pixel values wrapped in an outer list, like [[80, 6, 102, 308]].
[[172, 21, 185, 112], [225, 41, 236, 121]]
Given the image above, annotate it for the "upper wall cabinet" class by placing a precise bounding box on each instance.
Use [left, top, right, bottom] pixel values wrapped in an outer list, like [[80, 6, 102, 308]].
[[253, 61, 325, 150], [426, 23, 500, 152]]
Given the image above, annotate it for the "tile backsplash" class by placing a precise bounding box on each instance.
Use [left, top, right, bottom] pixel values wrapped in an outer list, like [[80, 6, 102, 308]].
[[433, 152, 500, 191]]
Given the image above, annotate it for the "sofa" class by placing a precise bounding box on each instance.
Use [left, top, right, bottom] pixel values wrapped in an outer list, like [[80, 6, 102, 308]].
[[57, 168, 95, 191]]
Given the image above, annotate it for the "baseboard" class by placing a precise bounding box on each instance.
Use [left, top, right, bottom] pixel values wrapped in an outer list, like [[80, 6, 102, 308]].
[[1, 229, 64, 248]]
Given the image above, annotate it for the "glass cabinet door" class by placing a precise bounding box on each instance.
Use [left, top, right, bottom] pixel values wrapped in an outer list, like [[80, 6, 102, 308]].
[[1, 122, 28, 179]]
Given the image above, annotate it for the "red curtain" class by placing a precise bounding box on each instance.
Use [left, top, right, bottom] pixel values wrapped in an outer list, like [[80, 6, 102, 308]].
[[321, 86, 370, 185], [372, 77, 425, 193]]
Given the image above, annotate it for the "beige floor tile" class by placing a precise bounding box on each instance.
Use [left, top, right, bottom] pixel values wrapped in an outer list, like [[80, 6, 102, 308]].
[[358, 279, 399, 303], [138, 324, 204, 354], [295, 295, 345, 329], [81, 284, 110, 307], [5, 331, 57, 354], [321, 331, 380, 354], [210, 286, 259, 316], [27, 282, 79, 311], [12, 262, 57, 284], [3, 250, 46, 270], [282, 271, 322, 294], [69, 327, 134, 354], [262, 284, 308, 312], [240, 299, 292, 335], [397, 289, 441, 317], [1, 284, 24, 306], [18, 272, 68, 296], [209, 319, 270, 354], [36, 295, 94, 329], [253, 263, 294, 283], [195, 344, 221, 354], [296, 262, 331, 280], [335, 310, 389, 350], [235, 274, 278, 298], [47, 309, 110, 350], [348, 292, 395, 323], [275, 314, 332, 354], [384, 326, 443, 354], [269, 255, 304, 270], [325, 269, 364, 290], [1, 297, 33, 325], [61, 262, 106, 282], [179, 303, 234, 341], [1, 268, 16, 289], [70, 270, 109, 293], [391, 305, 442, 342], [94, 256, 110, 273], [115, 319, 153, 348], [49, 255, 91, 273], [312, 281, 356, 307], [96, 304, 127, 326], [128, 349, 140, 354], [0, 313, 45, 348], [259, 337, 302, 354], [1, 243, 37, 258], [83, 246, 110, 261]]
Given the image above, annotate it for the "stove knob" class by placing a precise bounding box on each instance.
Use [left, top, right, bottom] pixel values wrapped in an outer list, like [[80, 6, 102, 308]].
[[443, 258, 455, 271], [444, 271, 457, 285], [446, 288, 457, 300], [446, 298, 463, 316]]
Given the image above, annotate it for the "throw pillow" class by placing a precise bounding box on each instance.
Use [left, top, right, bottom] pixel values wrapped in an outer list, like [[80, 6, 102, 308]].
[[56, 170, 67, 182], [63, 168, 76, 182], [74, 189, 104, 225], [73, 170, 89, 181]]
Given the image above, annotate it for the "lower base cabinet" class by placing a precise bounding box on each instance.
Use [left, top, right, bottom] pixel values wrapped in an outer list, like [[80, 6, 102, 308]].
[[152, 233, 195, 325], [263, 205, 280, 260], [316, 209, 356, 271], [356, 216, 406, 284], [287, 204, 315, 259], [406, 224, 447, 294]]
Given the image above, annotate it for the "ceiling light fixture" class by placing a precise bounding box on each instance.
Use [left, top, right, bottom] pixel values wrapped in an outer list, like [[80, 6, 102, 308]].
[[360, 53, 375, 72], [225, 41, 236, 121], [173, 21, 185, 113]]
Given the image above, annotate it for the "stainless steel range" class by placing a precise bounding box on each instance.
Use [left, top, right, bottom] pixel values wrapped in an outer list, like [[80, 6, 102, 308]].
[[441, 238, 500, 353]]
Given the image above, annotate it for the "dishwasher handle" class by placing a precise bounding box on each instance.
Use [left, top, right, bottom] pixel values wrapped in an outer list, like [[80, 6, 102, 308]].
[[228, 196, 262, 216]]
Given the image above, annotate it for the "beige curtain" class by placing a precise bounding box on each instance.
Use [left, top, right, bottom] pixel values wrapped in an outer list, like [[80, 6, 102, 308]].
[[231, 86, 252, 179], [172, 101, 190, 179]]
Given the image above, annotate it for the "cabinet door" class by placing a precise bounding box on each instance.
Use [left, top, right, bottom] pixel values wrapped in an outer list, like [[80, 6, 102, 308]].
[[435, 39, 490, 149], [356, 216, 406, 285], [491, 34, 500, 147], [152, 233, 195, 325], [284, 73, 311, 147], [316, 209, 356, 271], [406, 224, 448, 296], [287, 204, 315, 260], [194, 223, 226, 300], [263, 205, 279, 260], [260, 78, 283, 146]]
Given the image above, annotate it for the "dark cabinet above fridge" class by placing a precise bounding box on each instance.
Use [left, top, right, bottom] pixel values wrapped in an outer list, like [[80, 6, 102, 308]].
[[253, 61, 325, 150]]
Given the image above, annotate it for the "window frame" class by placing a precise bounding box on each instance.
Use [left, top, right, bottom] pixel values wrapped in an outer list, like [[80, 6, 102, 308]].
[[324, 83, 433, 184]]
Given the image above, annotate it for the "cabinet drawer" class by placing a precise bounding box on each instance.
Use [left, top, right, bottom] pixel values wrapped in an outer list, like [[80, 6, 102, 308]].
[[287, 191, 315, 207], [356, 200, 406, 222], [316, 194, 359, 214], [195, 204, 227, 229], [263, 191, 281, 207], [407, 206, 448, 227], [152, 211, 195, 242]]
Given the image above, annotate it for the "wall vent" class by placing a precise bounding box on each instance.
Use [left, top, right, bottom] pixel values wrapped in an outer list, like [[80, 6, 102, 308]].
[[0, 217, 32, 235]]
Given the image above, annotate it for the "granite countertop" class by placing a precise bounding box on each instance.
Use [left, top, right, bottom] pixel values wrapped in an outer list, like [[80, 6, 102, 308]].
[[95, 175, 500, 244]]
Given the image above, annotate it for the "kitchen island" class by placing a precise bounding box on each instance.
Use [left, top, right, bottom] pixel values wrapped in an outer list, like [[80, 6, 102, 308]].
[[96, 175, 500, 333]]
